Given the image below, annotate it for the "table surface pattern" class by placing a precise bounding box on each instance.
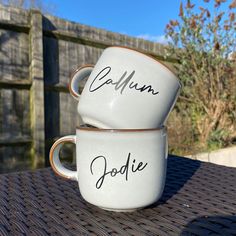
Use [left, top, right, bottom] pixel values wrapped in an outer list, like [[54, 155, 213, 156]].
[[0, 155, 236, 236]]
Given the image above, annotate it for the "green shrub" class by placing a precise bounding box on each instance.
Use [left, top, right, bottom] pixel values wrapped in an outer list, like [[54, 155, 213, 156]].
[[165, 0, 236, 154]]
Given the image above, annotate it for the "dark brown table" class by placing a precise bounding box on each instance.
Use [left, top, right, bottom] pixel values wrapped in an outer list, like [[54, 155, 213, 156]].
[[0, 155, 236, 236]]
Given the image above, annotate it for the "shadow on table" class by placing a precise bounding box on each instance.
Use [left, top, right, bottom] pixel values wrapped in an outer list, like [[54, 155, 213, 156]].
[[180, 215, 236, 235], [150, 155, 201, 207]]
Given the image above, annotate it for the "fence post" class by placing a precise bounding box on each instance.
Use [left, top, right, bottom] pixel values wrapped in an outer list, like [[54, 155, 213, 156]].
[[29, 10, 45, 168]]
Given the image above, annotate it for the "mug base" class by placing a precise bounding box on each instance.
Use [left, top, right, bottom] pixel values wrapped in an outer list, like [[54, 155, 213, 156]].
[[99, 206, 144, 212], [81, 116, 112, 129]]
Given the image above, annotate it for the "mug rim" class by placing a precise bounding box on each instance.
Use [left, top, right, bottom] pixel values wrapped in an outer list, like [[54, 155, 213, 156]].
[[108, 45, 181, 86], [76, 125, 166, 132]]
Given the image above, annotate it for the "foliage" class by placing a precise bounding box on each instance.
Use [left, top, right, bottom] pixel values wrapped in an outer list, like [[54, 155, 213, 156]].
[[165, 0, 236, 154]]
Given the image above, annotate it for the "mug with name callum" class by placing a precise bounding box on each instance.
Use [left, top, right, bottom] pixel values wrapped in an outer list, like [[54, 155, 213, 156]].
[[69, 46, 181, 129]]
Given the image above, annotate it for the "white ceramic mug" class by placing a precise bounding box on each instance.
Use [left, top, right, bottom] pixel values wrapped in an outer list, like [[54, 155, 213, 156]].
[[69, 46, 181, 129], [49, 126, 168, 212]]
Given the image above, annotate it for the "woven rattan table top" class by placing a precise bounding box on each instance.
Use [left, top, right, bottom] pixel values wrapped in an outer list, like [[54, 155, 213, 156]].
[[0, 155, 236, 236]]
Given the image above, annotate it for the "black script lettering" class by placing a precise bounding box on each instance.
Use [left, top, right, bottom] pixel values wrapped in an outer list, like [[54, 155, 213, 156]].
[[89, 66, 112, 92], [114, 71, 135, 94], [89, 66, 159, 96], [129, 82, 159, 95], [132, 161, 148, 172], [90, 153, 148, 189], [90, 155, 107, 189]]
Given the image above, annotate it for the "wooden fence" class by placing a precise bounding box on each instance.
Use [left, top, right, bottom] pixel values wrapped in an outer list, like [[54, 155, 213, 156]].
[[0, 5, 177, 173]]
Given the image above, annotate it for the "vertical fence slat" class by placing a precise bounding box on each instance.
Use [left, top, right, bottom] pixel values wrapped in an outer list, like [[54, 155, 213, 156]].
[[29, 10, 45, 168]]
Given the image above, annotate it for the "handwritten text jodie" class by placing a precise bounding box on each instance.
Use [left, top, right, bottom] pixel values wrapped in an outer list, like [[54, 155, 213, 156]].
[[90, 153, 148, 189]]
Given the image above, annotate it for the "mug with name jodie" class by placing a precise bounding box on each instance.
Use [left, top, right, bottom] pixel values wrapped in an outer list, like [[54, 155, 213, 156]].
[[69, 46, 181, 129], [49, 126, 168, 212]]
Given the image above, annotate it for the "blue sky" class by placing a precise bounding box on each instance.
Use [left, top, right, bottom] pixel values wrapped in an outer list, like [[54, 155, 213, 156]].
[[43, 0, 181, 43], [42, 0, 231, 44]]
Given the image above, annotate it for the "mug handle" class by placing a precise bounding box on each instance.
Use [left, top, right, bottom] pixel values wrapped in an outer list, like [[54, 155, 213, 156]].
[[49, 135, 77, 181], [69, 65, 94, 100]]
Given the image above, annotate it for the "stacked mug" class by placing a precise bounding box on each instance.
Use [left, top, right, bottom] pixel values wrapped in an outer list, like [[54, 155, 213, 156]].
[[49, 46, 181, 212]]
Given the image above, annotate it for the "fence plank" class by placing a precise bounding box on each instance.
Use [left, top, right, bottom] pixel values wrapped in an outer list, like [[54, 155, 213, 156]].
[[0, 136, 32, 146], [29, 10, 45, 168], [58, 41, 102, 87], [0, 29, 29, 81], [0, 5, 29, 25], [0, 89, 31, 138], [0, 144, 32, 173]]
